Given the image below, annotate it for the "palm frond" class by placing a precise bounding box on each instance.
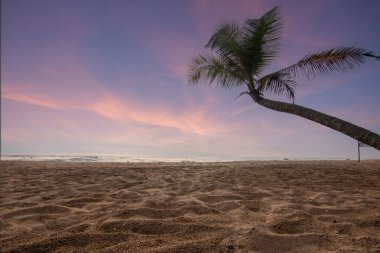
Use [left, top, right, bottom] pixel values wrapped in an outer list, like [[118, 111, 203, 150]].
[[206, 22, 241, 49], [205, 22, 244, 62], [203, 21, 254, 83], [362, 52, 380, 59], [242, 6, 283, 76], [278, 47, 376, 79], [257, 72, 296, 100], [188, 53, 245, 88], [235, 91, 250, 100]]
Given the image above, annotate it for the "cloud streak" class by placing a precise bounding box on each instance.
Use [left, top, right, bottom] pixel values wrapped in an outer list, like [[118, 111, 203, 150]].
[[3, 81, 225, 135]]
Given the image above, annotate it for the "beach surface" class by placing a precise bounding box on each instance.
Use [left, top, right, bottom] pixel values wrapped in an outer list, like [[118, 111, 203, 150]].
[[1, 160, 379, 252]]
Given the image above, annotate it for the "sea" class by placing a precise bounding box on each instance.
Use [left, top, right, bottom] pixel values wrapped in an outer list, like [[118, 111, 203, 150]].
[[0, 154, 349, 163], [1, 155, 237, 163]]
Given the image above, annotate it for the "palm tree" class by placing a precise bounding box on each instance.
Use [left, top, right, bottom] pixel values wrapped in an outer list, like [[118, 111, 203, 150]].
[[188, 6, 380, 150]]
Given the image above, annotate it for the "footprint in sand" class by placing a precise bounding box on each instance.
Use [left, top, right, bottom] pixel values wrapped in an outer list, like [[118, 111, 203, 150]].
[[8, 233, 129, 253], [100, 219, 221, 235], [62, 197, 101, 208], [242, 226, 330, 252], [197, 195, 243, 205], [3, 205, 71, 219], [113, 207, 182, 219]]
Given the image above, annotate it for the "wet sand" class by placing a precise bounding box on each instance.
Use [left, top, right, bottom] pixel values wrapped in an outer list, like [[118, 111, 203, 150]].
[[1, 160, 379, 252]]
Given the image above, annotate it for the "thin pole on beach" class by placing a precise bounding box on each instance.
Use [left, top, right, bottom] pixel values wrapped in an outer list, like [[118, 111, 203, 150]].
[[358, 141, 370, 162]]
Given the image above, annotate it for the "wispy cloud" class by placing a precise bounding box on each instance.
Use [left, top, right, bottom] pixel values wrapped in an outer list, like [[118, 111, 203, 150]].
[[3, 81, 226, 135]]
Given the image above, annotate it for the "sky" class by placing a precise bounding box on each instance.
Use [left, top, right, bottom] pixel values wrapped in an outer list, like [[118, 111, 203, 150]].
[[2, 0, 380, 160]]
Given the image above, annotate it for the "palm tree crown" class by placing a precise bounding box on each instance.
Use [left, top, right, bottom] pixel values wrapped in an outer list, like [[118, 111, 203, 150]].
[[188, 6, 378, 101], [188, 6, 380, 150]]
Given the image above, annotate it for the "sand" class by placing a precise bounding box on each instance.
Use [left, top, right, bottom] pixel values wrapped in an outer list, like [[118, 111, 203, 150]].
[[0, 160, 379, 253]]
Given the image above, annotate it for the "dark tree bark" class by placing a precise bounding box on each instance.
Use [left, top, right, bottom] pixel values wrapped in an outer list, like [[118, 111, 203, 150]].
[[252, 96, 380, 150]]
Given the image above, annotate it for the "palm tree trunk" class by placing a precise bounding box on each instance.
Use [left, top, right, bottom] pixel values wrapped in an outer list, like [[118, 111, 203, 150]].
[[254, 97, 380, 150]]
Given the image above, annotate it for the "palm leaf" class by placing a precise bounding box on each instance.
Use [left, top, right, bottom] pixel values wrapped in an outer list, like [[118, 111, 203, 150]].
[[205, 22, 249, 78], [257, 72, 296, 100], [188, 53, 245, 88], [242, 6, 283, 76], [206, 22, 241, 51], [277, 47, 377, 79], [205, 22, 243, 62]]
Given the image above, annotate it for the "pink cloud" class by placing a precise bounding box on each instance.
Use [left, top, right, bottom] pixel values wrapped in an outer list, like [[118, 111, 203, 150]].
[[2, 79, 106, 111], [3, 86, 66, 110], [3, 81, 226, 135], [89, 92, 226, 134]]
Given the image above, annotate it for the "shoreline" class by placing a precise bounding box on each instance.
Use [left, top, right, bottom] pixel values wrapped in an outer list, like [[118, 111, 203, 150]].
[[3, 154, 377, 163], [1, 160, 379, 252], [1, 159, 379, 166]]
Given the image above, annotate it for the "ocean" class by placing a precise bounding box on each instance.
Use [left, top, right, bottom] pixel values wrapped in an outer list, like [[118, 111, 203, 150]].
[[1, 154, 238, 163], [0, 154, 349, 163]]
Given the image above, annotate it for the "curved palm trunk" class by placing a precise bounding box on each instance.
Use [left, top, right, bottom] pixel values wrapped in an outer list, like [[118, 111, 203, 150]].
[[253, 97, 380, 150]]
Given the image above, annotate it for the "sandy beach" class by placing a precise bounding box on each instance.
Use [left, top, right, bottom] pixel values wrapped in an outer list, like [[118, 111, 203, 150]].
[[0, 160, 379, 252]]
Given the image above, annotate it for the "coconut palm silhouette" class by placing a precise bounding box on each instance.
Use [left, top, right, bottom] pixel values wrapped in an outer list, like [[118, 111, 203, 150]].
[[188, 6, 380, 150]]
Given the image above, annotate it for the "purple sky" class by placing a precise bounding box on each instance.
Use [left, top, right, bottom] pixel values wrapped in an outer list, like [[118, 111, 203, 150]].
[[2, 0, 380, 159]]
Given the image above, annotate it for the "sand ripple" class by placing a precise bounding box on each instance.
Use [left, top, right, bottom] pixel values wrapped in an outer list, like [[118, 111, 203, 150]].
[[1, 160, 380, 252]]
